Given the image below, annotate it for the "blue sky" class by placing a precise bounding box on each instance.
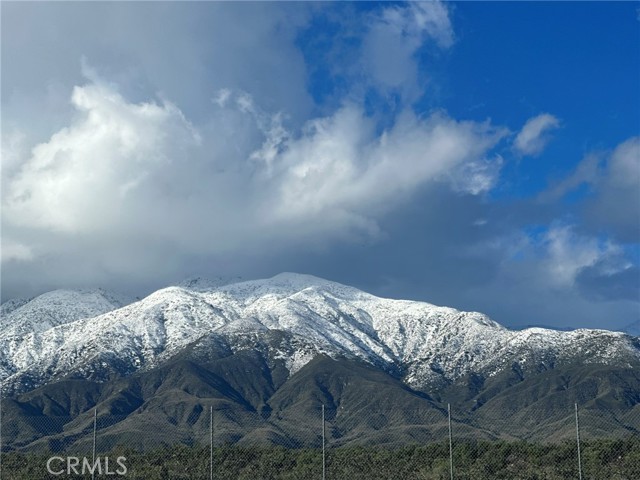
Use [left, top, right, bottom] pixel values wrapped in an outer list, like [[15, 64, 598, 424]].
[[1, 1, 638, 331]]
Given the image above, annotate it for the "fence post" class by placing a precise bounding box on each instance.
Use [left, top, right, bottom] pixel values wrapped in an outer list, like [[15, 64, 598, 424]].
[[322, 404, 326, 480], [448, 403, 453, 480], [92, 408, 97, 480], [210, 406, 214, 480], [575, 403, 582, 480]]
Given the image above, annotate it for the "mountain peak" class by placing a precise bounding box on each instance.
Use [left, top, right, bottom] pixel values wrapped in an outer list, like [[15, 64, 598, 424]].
[[175, 273, 343, 298], [214, 273, 368, 303]]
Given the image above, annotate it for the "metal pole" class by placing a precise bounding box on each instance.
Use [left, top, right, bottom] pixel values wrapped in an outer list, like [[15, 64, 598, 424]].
[[92, 408, 97, 480], [322, 404, 326, 480], [448, 403, 453, 480], [210, 406, 214, 480], [575, 403, 582, 480], [0, 380, 3, 480]]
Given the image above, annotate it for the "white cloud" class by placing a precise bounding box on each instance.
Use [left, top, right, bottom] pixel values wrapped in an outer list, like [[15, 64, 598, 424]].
[[538, 136, 640, 242], [410, 1, 455, 49], [477, 223, 630, 290], [1, 2, 315, 145], [362, 1, 454, 99], [212, 88, 232, 108], [513, 113, 560, 156], [1, 130, 28, 191], [603, 136, 640, 189], [3, 79, 201, 234], [588, 136, 640, 242], [264, 107, 505, 225], [542, 224, 612, 287], [1, 240, 34, 262], [2, 77, 505, 279], [448, 155, 504, 195], [456, 220, 637, 329]]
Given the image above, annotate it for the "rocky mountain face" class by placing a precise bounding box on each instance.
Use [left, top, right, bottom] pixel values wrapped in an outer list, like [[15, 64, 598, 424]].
[[1, 273, 638, 449]]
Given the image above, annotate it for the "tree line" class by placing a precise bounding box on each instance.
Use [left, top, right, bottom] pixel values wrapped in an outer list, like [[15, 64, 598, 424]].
[[2, 438, 638, 479]]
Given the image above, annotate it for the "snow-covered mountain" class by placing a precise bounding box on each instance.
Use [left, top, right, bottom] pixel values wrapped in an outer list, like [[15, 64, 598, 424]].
[[0, 288, 130, 336], [0, 289, 130, 381], [1, 273, 638, 395]]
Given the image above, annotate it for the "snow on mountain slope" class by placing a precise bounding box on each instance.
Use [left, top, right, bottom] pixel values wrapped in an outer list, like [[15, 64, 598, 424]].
[[0, 289, 131, 378], [0, 288, 130, 334], [0, 297, 32, 317], [1, 273, 638, 395]]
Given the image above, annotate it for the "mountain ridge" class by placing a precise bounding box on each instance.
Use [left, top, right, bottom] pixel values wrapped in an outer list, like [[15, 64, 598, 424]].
[[1, 273, 637, 397], [1, 273, 638, 450]]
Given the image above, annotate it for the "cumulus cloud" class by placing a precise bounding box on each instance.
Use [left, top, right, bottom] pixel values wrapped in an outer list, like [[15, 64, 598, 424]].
[[2, 75, 506, 296], [513, 113, 560, 156], [1, 2, 314, 142], [447, 156, 504, 195], [0, 130, 28, 192], [268, 107, 505, 224], [469, 221, 633, 294], [410, 1, 455, 49], [0, 241, 34, 263], [539, 136, 640, 242], [4, 80, 201, 234], [446, 221, 638, 329], [587, 136, 640, 242], [541, 224, 621, 287], [362, 1, 454, 100]]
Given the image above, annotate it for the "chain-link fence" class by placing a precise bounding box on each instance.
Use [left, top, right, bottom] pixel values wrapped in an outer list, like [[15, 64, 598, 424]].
[[1, 398, 638, 479]]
